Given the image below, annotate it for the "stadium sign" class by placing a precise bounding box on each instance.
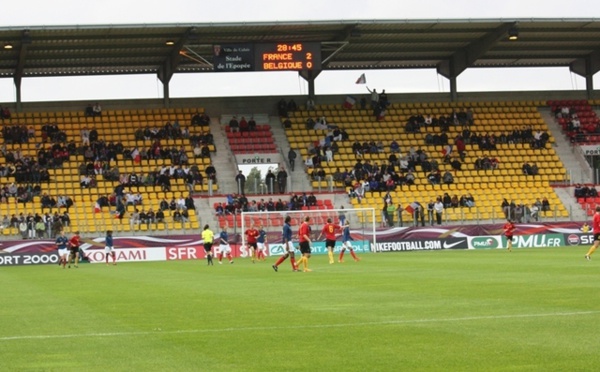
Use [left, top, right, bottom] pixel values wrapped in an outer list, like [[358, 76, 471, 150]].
[[580, 145, 600, 156], [0, 252, 59, 266], [563, 233, 594, 246], [503, 234, 564, 248], [268, 241, 371, 256], [469, 236, 501, 249]]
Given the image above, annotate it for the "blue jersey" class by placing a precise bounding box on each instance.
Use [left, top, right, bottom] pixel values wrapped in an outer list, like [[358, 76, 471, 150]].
[[282, 223, 292, 243], [105, 235, 113, 247], [219, 231, 228, 244], [342, 226, 352, 242], [257, 229, 267, 243], [55, 236, 68, 250]]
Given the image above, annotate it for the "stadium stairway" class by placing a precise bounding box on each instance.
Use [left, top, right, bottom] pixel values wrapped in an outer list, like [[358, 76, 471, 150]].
[[539, 107, 589, 221], [209, 116, 238, 195], [269, 116, 313, 193]]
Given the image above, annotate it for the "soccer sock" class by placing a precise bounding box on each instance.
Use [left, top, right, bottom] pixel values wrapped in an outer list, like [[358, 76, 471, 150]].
[[290, 257, 296, 269], [227, 253, 232, 262], [207, 254, 213, 264], [275, 256, 286, 266], [586, 245, 597, 256], [112, 253, 116, 263], [218, 253, 223, 262], [339, 249, 346, 261], [350, 250, 358, 260], [328, 250, 334, 263]]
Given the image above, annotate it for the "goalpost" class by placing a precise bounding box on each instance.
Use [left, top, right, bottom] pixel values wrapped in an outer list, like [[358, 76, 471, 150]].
[[240, 207, 377, 253]]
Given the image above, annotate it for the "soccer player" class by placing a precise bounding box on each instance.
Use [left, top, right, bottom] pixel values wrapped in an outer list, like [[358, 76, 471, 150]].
[[272, 216, 298, 272], [256, 224, 268, 261], [339, 221, 360, 262], [245, 222, 259, 263], [585, 206, 600, 260], [317, 218, 341, 264], [503, 219, 515, 252], [68, 231, 82, 268], [55, 230, 69, 269], [217, 226, 233, 264], [297, 216, 312, 272], [105, 230, 116, 266], [201, 224, 214, 266]]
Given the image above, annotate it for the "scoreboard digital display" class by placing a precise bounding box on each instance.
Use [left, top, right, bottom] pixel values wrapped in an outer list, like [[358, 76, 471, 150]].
[[255, 42, 321, 71], [213, 42, 321, 72]]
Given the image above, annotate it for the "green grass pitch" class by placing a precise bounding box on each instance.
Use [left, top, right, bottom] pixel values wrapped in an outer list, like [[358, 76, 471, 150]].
[[1, 247, 599, 371]]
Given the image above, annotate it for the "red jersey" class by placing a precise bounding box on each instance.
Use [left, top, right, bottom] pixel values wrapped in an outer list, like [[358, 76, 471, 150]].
[[593, 213, 600, 234], [298, 222, 311, 243], [321, 223, 340, 240], [503, 222, 515, 237], [245, 228, 259, 244], [69, 235, 81, 247]]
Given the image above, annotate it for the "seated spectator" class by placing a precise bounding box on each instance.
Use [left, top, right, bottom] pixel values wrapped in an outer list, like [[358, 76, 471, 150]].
[[239, 116, 249, 132], [541, 197, 550, 212], [92, 103, 102, 117], [427, 170, 441, 185], [390, 140, 400, 153], [522, 162, 533, 175], [155, 209, 165, 223], [442, 171, 454, 184], [229, 116, 239, 132], [248, 117, 257, 131]]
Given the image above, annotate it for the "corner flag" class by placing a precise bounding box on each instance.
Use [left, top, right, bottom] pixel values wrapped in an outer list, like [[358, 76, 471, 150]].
[[355, 73, 366, 84]]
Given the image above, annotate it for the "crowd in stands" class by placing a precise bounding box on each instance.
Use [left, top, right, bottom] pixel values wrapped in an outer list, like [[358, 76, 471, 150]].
[[574, 184, 598, 199], [227, 116, 258, 133], [1, 211, 71, 239], [215, 192, 319, 216], [191, 111, 210, 127], [84, 103, 102, 117], [552, 103, 600, 142], [501, 197, 549, 222]]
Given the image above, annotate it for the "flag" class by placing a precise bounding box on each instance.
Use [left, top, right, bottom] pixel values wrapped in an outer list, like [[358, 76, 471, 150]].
[[404, 202, 419, 215], [343, 95, 356, 109], [94, 202, 101, 213], [442, 144, 453, 157], [355, 73, 366, 84]]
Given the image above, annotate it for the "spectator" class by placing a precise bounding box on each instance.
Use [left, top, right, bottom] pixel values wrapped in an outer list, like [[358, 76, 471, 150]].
[[229, 116, 239, 132], [442, 171, 454, 184], [434, 197, 444, 225]]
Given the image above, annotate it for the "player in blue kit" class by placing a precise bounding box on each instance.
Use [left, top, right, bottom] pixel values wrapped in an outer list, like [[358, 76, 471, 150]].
[[272, 216, 298, 272], [55, 230, 69, 269], [338, 221, 360, 262], [105, 230, 116, 265], [217, 227, 233, 264], [256, 224, 268, 261]]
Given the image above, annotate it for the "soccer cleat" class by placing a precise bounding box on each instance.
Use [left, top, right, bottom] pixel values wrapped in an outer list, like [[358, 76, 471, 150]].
[[303, 268, 312, 272], [272, 265, 278, 272], [338, 259, 344, 263], [293, 269, 299, 272], [67, 265, 70, 269], [219, 261, 223, 265], [74, 265, 78, 268], [354, 258, 360, 262], [585, 255, 591, 261], [230, 261, 234, 264]]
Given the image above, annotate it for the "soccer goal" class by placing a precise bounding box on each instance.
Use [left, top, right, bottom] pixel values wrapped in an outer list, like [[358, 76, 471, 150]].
[[240, 207, 377, 254]]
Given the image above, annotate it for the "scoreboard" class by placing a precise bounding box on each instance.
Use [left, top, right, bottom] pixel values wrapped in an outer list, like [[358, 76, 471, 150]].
[[255, 42, 321, 71], [213, 42, 321, 72]]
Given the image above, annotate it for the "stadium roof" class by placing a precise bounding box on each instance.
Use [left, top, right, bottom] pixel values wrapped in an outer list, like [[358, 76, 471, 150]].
[[1, 18, 600, 99]]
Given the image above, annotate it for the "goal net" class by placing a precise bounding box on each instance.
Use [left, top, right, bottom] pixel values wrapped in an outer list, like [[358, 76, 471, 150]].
[[240, 207, 377, 256]]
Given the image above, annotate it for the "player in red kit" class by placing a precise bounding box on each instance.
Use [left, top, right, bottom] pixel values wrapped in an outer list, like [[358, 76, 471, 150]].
[[245, 222, 259, 263], [585, 206, 600, 260], [317, 218, 341, 264], [297, 216, 312, 272], [503, 219, 515, 252], [68, 231, 82, 268]]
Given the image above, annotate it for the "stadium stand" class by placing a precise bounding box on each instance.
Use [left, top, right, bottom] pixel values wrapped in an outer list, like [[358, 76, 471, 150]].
[[0, 107, 214, 236], [285, 100, 570, 223]]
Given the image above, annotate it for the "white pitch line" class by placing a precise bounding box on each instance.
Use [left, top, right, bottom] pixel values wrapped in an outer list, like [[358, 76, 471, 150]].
[[1, 310, 597, 342]]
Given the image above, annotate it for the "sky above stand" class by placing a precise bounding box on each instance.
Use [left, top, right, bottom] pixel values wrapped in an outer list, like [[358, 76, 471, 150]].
[[0, 0, 599, 102]]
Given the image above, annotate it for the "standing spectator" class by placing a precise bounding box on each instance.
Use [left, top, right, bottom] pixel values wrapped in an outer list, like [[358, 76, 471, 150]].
[[235, 171, 246, 194], [434, 197, 444, 225], [288, 148, 297, 172], [277, 167, 288, 193]]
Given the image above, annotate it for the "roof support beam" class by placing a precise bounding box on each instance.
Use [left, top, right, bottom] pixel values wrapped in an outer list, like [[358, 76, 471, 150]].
[[437, 22, 515, 101], [570, 50, 600, 99], [13, 30, 32, 110], [157, 28, 194, 106]]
